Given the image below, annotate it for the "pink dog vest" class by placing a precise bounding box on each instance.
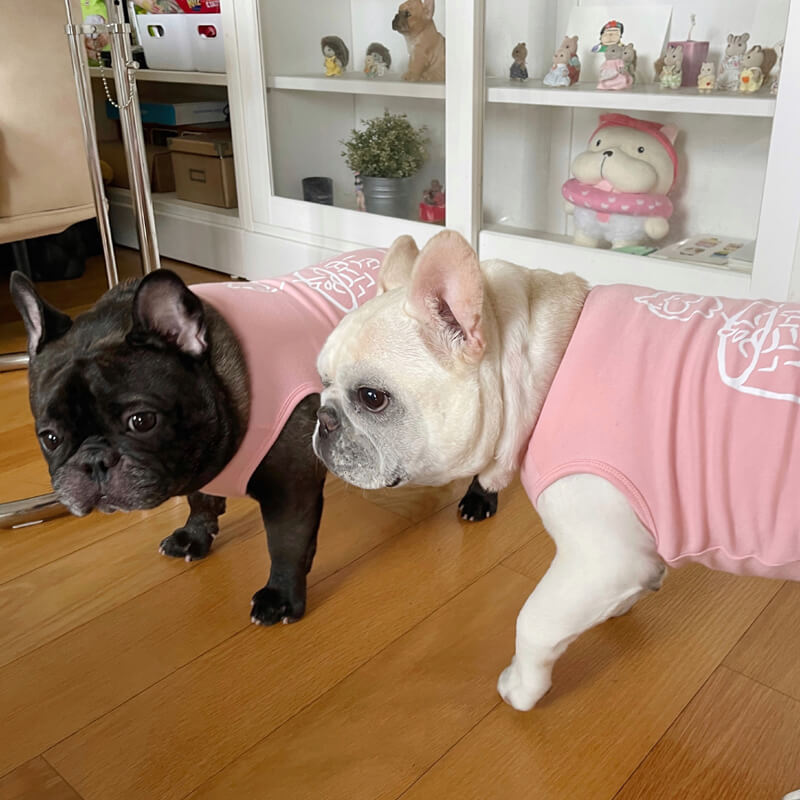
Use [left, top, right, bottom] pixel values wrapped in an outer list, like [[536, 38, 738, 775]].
[[194, 249, 384, 497], [522, 285, 800, 580]]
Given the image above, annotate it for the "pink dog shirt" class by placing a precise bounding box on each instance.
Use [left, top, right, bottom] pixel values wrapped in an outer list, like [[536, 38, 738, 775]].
[[193, 249, 385, 497], [522, 285, 800, 580]]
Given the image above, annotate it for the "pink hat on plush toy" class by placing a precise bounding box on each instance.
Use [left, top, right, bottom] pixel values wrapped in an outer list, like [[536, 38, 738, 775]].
[[590, 113, 679, 189]]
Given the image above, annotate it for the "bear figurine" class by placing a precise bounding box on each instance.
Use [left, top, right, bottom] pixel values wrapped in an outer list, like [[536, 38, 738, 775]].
[[562, 113, 679, 249], [597, 43, 633, 90], [697, 61, 716, 92], [622, 43, 637, 83], [543, 46, 573, 87], [509, 42, 529, 81], [717, 33, 750, 90]]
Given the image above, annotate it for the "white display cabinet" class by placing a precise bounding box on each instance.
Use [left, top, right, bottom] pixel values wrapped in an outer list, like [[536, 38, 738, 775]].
[[103, 0, 800, 299], [479, 0, 800, 298]]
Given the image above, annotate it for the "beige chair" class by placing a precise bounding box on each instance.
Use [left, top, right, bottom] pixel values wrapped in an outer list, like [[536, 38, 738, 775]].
[[0, 0, 149, 526]]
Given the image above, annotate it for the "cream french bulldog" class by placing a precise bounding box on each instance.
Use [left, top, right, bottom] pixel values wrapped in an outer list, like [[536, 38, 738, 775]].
[[313, 230, 800, 711]]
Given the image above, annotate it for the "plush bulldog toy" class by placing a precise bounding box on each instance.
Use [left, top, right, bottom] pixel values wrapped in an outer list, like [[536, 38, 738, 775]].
[[562, 113, 679, 249]]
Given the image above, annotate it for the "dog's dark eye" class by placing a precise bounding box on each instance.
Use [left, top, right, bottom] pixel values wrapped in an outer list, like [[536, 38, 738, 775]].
[[404, 9, 411, 16], [637, 146, 645, 153], [127, 411, 157, 433], [39, 430, 62, 451], [595, 139, 601, 147], [358, 387, 389, 412]]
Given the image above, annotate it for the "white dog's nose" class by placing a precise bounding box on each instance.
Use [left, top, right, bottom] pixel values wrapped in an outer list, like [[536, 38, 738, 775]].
[[602, 150, 614, 157]]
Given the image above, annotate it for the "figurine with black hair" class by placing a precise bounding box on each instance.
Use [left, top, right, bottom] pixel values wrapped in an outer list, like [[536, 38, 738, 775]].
[[364, 42, 391, 77], [322, 36, 349, 77]]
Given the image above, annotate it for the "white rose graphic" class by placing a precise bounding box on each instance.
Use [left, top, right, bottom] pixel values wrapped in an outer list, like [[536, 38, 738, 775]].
[[634, 291, 723, 322]]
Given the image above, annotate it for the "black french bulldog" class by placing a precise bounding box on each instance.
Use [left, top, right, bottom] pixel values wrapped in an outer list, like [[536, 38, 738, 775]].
[[10, 269, 324, 625]]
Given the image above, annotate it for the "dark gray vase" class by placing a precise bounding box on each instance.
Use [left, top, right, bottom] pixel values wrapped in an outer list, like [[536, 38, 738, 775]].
[[361, 176, 413, 218]]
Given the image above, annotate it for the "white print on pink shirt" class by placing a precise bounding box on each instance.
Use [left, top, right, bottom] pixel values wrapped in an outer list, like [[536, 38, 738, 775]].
[[219, 256, 381, 314], [635, 291, 800, 405]]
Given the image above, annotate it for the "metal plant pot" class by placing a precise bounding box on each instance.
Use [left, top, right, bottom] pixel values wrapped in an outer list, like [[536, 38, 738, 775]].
[[361, 176, 413, 218]]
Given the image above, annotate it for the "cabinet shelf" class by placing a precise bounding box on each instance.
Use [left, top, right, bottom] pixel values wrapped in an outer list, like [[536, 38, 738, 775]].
[[107, 187, 240, 227], [89, 66, 227, 86], [486, 78, 777, 118], [266, 73, 445, 99]]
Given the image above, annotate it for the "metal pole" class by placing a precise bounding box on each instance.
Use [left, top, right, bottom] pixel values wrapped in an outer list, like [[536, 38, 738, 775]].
[[0, 493, 68, 530], [63, 0, 119, 289], [104, 0, 160, 274]]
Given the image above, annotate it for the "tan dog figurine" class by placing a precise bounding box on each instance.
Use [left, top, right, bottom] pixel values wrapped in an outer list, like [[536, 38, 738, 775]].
[[392, 0, 445, 82]]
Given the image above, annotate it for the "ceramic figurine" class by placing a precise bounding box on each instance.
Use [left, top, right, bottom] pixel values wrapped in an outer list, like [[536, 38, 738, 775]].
[[321, 35, 349, 77], [697, 61, 716, 92], [364, 42, 391, 78], [771, 41, 784, 95], [591, 19, 623, 53], [658, 44, 683, 89], [543, 36, 580, 87], [597, 43, 633, 90], [562, 113, 679, 249], [354, 172, 366, 211], [622, 43, 637, 83], [509, 42, 529, 81], [419, 179, 445, 223], [717, 33, 749, 90], [738, 44, 777, 93]]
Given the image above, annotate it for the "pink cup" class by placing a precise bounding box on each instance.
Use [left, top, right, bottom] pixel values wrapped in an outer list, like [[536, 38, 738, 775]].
[[669, 39, 709, 87]]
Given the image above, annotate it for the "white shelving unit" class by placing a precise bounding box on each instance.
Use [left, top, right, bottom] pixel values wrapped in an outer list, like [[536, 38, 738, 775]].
[[486, 78, 777, 117], [267, 73, 445, 99], [89, 66, 227, 86], [98, 0, 800, 301]]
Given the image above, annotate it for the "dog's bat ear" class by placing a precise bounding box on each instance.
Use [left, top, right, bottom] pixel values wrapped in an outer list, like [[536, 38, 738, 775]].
[[378, 235, 419, 295], [9, 271, 73, 358], [421, 0, 435, 19], [131, 269, 208, 356]]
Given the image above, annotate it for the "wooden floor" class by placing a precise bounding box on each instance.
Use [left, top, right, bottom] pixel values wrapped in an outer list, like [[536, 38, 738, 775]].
[[1, 252, 799, 800]]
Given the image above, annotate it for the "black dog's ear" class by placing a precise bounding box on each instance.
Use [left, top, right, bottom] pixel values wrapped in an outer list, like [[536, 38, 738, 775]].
[[131, 269, 207, 356], [9, 271, 73, 357]]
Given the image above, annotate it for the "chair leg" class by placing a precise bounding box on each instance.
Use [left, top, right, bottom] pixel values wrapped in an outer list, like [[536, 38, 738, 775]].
[[0, 352, 29, 372], [0, 492, 69, 529], [11, 240, 33, 278]]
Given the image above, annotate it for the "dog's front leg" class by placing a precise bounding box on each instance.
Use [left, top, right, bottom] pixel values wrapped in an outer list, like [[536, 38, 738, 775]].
[[159, 491, 226, 561], [498, 474, 665, 711]]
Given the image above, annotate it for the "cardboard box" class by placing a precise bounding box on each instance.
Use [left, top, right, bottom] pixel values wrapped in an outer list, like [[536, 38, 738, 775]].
[[98, 140, 175, 193], [106, 99, 229, 126], [168, 135, 237, 208]]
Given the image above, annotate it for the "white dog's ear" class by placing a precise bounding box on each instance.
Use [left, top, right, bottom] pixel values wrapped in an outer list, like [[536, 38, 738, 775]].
[[421, 0, 435, 19], [406, 230, 485, 363], [378, 234, 419, 295]]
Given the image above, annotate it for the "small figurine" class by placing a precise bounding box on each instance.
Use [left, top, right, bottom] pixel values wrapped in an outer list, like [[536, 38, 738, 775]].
[[771, 41, 784, 95], [509, 42, 529, 81], [697, 61, 716, 92], [717, 33, 750, 90], [543, 36, 580, 87], [419, 179, 445, 223], [591, 19, 623, 53], [622, 43, 637, 83], [739, 44, 777, 93], [597, 43, 633, 90], [364, 42, 391, 78], [354, 172, 366, 211], [658, 44, 683, 89], [321, 35, 349, 77], [563, 113, 679, 249]]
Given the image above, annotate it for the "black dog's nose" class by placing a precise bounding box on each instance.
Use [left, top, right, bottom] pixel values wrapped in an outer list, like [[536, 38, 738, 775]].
[[602, 150, 614, 157], [391, 13, 400, 30], [317, 405, 340, 435], [81, 444, 120, 483]]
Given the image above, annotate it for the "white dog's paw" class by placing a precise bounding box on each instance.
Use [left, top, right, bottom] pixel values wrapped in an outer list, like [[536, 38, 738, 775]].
[[497, 657, 551, 711]]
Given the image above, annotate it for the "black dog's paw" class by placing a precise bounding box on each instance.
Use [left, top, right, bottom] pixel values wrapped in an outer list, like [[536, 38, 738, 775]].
[[250, 585, 305, 626], [458, 477, 499, 522], [158, 527, 214, 561]]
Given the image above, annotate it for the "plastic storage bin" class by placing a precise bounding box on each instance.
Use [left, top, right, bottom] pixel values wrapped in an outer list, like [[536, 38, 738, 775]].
[[135, 13, 225, 73]]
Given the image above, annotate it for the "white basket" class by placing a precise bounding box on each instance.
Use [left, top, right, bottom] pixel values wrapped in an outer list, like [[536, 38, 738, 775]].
[[135, 13, 194, 72], [189, 13, 226, 73]]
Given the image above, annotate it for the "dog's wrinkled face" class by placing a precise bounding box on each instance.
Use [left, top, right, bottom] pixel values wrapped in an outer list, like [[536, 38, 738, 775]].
[[313, 231, 495, 490], [392, 0, 434, 36], [571, 124, 677, 195], [11, 271, 233, 516]]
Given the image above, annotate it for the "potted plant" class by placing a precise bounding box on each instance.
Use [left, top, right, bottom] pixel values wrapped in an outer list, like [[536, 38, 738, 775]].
[[341, 110, 428, 217]]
